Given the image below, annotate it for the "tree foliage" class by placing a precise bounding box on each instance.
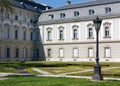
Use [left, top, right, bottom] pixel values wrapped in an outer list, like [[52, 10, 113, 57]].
[[0, 0, 13, 13]]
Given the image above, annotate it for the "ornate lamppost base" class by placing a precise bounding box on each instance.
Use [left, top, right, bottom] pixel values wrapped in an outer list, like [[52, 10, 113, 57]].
[[92, 63, 103, 80]]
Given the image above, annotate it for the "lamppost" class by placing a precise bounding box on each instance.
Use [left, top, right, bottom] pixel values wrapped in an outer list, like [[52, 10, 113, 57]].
[[92, 16, 103, 80]]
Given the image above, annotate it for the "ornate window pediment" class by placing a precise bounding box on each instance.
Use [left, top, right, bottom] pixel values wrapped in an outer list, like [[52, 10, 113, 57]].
[[103, 22, 111, 26], [47, 27, 52, 31], [87, 23, 94, 28], [58, 26, 64, 30], [72, 25, 79, 29]]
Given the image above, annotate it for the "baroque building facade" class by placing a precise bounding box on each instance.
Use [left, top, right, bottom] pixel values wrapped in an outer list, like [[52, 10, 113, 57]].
[[0, 0, 51, 62], [39, 0, 120, 62]]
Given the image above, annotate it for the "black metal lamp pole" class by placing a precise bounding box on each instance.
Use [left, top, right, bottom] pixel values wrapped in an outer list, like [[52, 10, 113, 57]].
[[92, 16, 103, 80]]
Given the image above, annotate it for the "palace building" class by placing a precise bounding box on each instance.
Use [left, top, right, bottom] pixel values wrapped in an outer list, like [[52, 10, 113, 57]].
[[0, 0, 51, 62], [39, 0, 120, 62], [1, 0, 120, 62]]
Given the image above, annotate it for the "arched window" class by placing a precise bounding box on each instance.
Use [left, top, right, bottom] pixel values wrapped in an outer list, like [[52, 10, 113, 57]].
[[4, 24, 10, 39]]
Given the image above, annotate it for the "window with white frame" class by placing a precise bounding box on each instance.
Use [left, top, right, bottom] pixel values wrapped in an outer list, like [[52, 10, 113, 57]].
[[6, 48, 10, 58], [59, 48, 64, 58], [31, 49, 35, 59], [49, 14, 54, 19], [23, 48, 27, 58], [88, 48, 94, 58], [89, 9, 95, 15], [104, 26, 110, 37], [5, 27, 10, 39], [30, 32, 33, 40], [15, 14, 18, 20], [36, 49, 39, 57], [47, 48, 51, 57], [74, 11, 79, 17], [105, 7, 111, 14], [105, 47, 111, 58], [73, 48, 78, 58], [47, 31, 52, 40], [15, 48, 19, 57], [88, 28, 93, 38], [60, 13, 65, 18], [59, 30, 64, 40], [73, 29, 78, 39], [15, 30, 18, 39], [23, 31, 26, 40]]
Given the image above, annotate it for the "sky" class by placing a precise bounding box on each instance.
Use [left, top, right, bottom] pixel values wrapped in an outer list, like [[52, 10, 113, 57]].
[[34, 0, 89, 7]]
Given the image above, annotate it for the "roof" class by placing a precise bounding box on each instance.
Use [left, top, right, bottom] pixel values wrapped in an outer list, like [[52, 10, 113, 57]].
[[43, 0, 120, 13], [11, 0, 52, 13]]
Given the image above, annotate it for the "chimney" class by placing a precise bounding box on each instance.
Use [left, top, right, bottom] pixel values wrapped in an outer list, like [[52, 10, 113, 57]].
[[66, 0, 71, 5]]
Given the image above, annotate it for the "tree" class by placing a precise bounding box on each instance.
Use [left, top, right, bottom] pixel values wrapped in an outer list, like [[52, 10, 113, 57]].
[[0, 0, 13, 13]]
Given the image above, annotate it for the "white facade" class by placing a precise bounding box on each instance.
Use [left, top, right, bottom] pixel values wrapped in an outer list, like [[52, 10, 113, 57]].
[[39, 0, 120, 62]]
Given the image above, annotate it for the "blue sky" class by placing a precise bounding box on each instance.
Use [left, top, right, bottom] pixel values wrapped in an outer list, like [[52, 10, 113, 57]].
[[34, 0, 89, 7]]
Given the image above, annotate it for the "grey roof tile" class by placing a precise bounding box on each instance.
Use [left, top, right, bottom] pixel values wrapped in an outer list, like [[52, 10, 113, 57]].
[[10, 0, 52, 13], [43, 0, 120, 12]]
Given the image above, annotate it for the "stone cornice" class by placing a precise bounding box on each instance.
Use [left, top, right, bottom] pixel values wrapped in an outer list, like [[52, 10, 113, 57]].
[[42, 40, 120, 45]]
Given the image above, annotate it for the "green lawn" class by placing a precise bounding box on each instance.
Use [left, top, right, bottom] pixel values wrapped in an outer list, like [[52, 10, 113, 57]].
[[0, 62, 120, 77], [0, 76, 120, 86]]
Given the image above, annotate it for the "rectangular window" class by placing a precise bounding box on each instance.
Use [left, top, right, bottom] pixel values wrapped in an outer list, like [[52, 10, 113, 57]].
[[89, 9, 94, 15], [88, 48, 94, 57], [15, 48, 19, 57], [31, 49, 35, 59], [88, 28, 93, 38], [105, 47, 110, 57], [73, 48, 78, 58], [23, 31, 26, 40], [36, 49, 39, 57], [60, 13, 65, 18], [59, 48, 64, 58], [73, 29, 77, 39], [105, 27, 110, 37], [47, 49, 51, 57], [30, 32, 33, 40], [23, 49, 27, 58], [6, 48, 10, 58], [48, 31, 52, 40], [15, 30, 18, 39], [59, 30, 64, 40]]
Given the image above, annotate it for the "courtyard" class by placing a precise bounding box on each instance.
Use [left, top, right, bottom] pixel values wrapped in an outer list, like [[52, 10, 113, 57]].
[[0, 62, 120, 86]]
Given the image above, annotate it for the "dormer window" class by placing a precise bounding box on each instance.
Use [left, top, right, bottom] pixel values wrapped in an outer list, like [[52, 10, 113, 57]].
[[105, 7, 111, 14], [49, 14, 54, 19], [60, 13, 65, 18], [74, 11, 79, 17], [89, 9, 94, 15]]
